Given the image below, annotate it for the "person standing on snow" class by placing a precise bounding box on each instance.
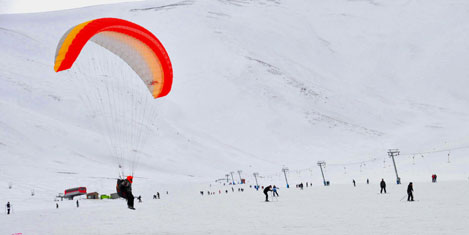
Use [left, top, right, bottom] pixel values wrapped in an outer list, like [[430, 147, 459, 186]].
[[76, 200, 79, 208], [380, 179, 386, 194], [6, 202, 11, 215], [117, 175, 135, 210], [353, 179, 356, 187], [272, 185, 279, 197], [264, 185, 272, 202], [407, 182, 414, 201]]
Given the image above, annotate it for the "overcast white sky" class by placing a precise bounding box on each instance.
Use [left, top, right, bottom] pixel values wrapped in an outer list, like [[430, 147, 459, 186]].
[[0, 0, 141, 14]]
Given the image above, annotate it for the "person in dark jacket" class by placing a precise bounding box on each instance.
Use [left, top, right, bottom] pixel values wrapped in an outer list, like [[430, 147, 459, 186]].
[[117, 175, 135, 209], [353, 179, 356, 187], [407, 182, 414, 201], [76, 200, 79, 208], [380, 179, 386, 194], [263, 185, 272, 202], [6, 202, 10, 215]]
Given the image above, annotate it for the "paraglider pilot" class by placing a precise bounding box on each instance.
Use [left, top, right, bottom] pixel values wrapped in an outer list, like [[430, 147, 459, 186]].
[[117, 175, 135, 210]]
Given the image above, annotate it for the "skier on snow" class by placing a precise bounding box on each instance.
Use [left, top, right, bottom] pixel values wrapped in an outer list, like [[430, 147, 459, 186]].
[[380, 179, 386, 194], [273, 185, 279, 197], [264, 185, 272, 202], [432, 174, 437, 183], [6, 202, 10, 215], [407, 182, 414, 201], [117, 175, 135, 209]]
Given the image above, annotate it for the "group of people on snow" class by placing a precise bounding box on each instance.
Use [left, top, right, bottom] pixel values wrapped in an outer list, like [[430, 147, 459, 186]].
[[153, 192, 161, 199], [4, 174, 425, 214], [263, 185, 280, 202], [259, 178, 418, 203]]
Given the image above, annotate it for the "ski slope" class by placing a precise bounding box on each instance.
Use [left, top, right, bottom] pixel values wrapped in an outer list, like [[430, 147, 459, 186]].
[[3, 181, 469, 234], [1, 0, 469, 233]]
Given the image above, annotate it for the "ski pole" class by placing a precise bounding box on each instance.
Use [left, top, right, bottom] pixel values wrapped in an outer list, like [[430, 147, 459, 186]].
[[400, 194, 407, 201]]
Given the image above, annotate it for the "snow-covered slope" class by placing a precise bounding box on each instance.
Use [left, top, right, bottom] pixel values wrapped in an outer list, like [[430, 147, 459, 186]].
[[4, 181, 469, 234], [1, 0, 469, 202]]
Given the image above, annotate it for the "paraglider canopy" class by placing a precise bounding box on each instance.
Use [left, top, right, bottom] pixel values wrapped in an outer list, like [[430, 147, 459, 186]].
[[54, 17, 173, 99]]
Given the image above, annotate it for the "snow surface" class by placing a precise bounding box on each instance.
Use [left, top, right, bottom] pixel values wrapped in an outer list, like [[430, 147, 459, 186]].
[[1, 0, 469, 233], [3, 181, 469, 234]]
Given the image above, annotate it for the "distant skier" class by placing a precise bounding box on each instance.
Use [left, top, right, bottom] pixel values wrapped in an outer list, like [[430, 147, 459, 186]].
[[76, 200, 79, 208], [432, 174, 437, 183], [353, 179, 356, 187], [272, 185, 279, 197], [367, 179, 369, 184], [56, 203, 59, 209], [157, 192, 160, 199], [407, 182, 414, 201], [380, 179, 386, 194], [6, 202, 10, 215], [264, 185, 272, 202], [116, 175, 135, 210]]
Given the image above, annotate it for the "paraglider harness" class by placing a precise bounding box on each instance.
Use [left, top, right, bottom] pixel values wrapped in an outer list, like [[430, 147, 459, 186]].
[[116, 178, 126, 198], [116, 176, 133, 198]]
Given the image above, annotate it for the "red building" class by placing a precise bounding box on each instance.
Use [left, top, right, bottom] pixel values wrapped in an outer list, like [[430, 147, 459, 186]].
[[64, 187, 87, 199]]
